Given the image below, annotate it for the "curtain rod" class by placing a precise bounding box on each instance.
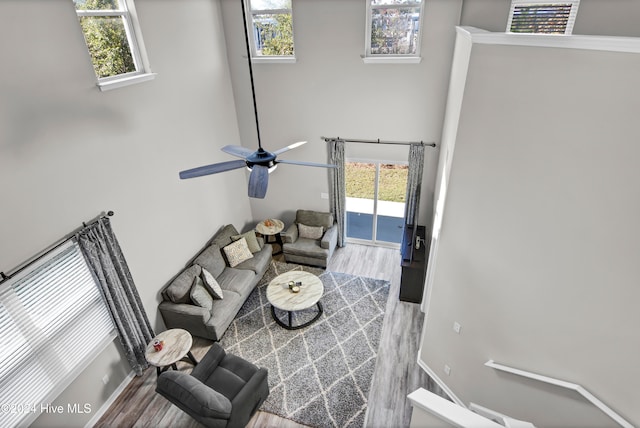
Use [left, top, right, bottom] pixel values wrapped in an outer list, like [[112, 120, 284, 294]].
[[322, 136, 436, 147], [0, 211, 115, 285]]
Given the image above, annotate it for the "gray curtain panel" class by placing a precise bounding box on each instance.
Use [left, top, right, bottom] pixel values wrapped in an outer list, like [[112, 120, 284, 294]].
[[404, 143, 425, 226], [76, 217, 155, 376], [328, 138, 346, 247]]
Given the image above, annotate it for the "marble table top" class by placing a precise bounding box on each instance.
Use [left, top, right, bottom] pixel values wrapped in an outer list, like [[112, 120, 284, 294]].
[[145, 328, 193, 368], [256, 218, 284, 235], [267, 270, 323, 312]]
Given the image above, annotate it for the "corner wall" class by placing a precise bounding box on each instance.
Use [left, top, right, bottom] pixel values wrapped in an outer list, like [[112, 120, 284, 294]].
[[420, 31, 640, 426]]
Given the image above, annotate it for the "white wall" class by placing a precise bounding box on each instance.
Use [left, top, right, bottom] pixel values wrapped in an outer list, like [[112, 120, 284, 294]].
[[420, 37, 640, 427], [0, 0, 252, 426], [219, 0, 462, 226]]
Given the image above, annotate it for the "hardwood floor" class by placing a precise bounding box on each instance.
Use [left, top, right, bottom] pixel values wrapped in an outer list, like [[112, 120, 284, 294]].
[[95, 244, 431, 428]]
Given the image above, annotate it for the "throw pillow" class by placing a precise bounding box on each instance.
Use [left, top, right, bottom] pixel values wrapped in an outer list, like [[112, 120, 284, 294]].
[[223, 237, 254, 267], [201, 268, 224, 300], [298, 223, 324, 240], [190, 275, 214, 310], [231, 230, 261, 253], [163, 265, 201, 304]]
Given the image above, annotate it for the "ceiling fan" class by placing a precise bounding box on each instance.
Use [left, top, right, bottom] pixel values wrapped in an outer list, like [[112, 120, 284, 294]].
[[179, 0, 336, 199]]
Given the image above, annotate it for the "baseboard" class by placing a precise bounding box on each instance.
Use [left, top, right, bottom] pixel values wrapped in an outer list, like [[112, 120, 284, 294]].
[[416, 358, 466, 408], [85, 370, 135, 428]]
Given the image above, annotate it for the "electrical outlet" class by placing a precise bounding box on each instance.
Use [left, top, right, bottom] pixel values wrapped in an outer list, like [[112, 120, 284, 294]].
[[102, 374, 110, 385], [453, 322, 461, 334], [320, 192, 329, 199], [444, 365, 451, 376]]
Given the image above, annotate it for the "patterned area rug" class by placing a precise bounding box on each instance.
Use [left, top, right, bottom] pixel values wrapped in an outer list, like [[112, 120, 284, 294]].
[[219, 261, 390, 428]]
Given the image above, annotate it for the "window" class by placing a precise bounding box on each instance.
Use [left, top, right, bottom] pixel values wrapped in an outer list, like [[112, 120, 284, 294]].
[[0, 241, 116, 427], [507, 0, 580, 35], [365, 0, 425, 63], [246, 0, 295, 61], [74, 0, 154, 90]]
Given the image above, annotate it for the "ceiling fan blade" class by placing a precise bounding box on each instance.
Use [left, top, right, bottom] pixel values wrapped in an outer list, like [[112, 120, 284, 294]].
[[221, 145, 255, 159], [273, 141, 307, 156], [248, 165, 269, 198], [277, 159, 337, 168], [179, 159, 246, 179]]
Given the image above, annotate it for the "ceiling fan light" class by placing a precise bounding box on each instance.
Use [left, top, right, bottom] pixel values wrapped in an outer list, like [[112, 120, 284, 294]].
[[268, 164, 278, 174]]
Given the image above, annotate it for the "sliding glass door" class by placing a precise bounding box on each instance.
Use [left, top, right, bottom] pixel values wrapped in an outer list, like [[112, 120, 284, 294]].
[[345, 160, 408, 246]]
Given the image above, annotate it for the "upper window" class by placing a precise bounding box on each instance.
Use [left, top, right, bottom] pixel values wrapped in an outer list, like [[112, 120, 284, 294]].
[[507, 0, 580, 35], [246, 0, 295, 61], [73, 0, 154, 90], [365, 0, 425, 62]]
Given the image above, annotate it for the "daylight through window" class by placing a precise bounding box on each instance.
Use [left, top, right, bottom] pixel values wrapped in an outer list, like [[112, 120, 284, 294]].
[[74, 0, 151, 86], [0, 241, 116, 427], [507, 0, 580, 35], [367, 0, 424, 57], [247, 0, 294, 58]]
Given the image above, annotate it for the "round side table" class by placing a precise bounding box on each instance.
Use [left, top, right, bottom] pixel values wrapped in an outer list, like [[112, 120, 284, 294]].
[[145, 328, 198, 376], [256, 219, 285, 255]]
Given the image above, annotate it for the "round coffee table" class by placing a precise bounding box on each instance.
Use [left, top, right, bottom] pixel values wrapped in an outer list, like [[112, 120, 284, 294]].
[[267, 270, 324, 330], [145, 328, 198, 376]]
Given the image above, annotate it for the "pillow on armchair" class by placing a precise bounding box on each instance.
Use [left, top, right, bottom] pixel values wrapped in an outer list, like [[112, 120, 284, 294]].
[[298, 223, 324, 239]]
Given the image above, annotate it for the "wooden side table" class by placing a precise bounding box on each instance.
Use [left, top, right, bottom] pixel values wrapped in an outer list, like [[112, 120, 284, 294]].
[[256, 218, 285, 255], [145, 328, 198, 376]]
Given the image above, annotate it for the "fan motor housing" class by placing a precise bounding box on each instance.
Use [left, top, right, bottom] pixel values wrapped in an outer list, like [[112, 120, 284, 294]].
[[246, 148, 277, 168]]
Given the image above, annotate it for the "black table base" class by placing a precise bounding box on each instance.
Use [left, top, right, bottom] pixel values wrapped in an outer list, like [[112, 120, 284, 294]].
[[271, 302, 323, 330]]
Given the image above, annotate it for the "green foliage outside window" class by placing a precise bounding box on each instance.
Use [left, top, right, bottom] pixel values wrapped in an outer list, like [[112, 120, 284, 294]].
[[75, 0, 136, 79], [255, 14, 294, 56]]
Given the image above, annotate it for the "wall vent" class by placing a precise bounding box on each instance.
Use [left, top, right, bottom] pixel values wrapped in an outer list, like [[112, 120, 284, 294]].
[[507, 0, 580, 35]]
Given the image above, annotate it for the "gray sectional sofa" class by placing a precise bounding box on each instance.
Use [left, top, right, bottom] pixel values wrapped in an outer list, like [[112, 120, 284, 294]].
[[158, 224, 272, 341]]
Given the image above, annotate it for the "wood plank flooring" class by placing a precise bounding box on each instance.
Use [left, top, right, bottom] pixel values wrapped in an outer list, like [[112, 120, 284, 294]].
[[95, 244, 432, 428]]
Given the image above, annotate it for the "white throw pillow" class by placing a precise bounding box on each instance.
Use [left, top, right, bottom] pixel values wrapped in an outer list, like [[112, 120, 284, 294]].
[[298, 223, 324, 240], [223, 237, 254, 267], [201, 268, 224, 300]]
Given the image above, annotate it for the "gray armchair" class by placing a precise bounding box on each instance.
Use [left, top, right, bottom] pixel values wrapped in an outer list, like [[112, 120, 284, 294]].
[[281, 209, 337, 268], [156, 343, 268, 428]]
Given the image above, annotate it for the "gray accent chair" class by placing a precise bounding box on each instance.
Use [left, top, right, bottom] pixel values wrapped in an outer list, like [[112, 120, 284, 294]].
[[156, 343, 269, 428], [281, 209, 337, 268]]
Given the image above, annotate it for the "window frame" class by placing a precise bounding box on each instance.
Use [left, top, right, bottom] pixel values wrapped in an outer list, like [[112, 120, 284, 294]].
[[74, 0, 155, 91], [245, 0, 296, 64], [364, 0, 425, 64], [0, 240, 117, 427], [506, 0, 580, 35]]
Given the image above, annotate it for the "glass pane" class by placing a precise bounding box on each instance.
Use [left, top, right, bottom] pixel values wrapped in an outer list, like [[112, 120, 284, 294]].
[[372, 0, 422, 5], [346, 162, 375, 240], [370, 7, 421, 55], [251, 0, 291, 10], [79, 16, 136, 78], [74, 0, 121, 11], [253, 13, 294, 56], [376, 164, 407, 243]]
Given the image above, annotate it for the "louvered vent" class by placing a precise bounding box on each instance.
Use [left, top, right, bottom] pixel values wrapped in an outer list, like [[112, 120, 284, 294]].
[[507, 1, 580, 35]]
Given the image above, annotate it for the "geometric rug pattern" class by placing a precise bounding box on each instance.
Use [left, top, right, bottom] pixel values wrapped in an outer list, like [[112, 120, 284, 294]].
[[219, 261, 390, 427]]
